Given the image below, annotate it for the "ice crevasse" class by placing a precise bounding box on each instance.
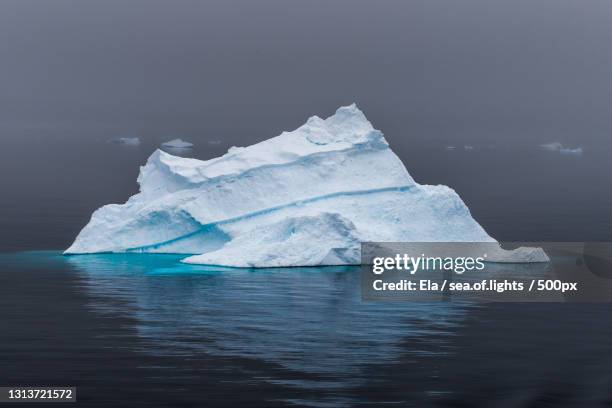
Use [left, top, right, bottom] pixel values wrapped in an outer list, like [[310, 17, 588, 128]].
[[65, 104, 548, 267]]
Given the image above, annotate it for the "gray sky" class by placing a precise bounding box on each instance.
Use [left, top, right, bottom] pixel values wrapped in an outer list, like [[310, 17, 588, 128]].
[[1, 0, 612, 147]]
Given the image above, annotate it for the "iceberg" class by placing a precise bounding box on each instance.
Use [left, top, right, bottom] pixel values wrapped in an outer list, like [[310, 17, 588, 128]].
[[66, 104, 548, 267], [162, 138, 194, 149], [541, 142, 583, 155], [560, 147, 583, 155], [541, 142, 564, 151]]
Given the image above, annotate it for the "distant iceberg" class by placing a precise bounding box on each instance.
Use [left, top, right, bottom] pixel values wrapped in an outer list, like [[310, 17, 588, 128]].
[[67, 104, 547, 267], [162, 138, 194, 149], [541, 142, 583, 155], [110, 137, 141, 146], [560, 147, 583, 155], [541, 142, 564, 151]]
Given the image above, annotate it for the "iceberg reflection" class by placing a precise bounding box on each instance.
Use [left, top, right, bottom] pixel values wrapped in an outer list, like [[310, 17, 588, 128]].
[[65, 253, 471, 396]]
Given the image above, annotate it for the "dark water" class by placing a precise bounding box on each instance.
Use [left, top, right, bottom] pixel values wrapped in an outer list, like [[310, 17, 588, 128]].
[[2, 251, 612, 407], [1, 138, 612, 406]]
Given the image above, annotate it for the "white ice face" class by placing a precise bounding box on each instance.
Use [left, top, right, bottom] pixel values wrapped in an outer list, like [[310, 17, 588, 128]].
[[66, 104, 547, 267]]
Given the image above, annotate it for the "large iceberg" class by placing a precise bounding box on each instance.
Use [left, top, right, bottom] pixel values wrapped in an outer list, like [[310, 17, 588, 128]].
[[66, 104, 547, 267]]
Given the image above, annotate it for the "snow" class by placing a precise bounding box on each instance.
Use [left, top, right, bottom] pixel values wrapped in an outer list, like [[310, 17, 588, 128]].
[[110, 137, 141, 146], [184, 213, 361, 267], [162, 138, 194, 148], [66, 104, 548, 266]]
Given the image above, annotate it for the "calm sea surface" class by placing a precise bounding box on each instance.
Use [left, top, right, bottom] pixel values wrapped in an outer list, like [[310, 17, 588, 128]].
[[1, 137, 612, 406]]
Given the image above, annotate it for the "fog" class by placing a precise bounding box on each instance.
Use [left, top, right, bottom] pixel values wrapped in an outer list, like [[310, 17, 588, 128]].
[[2, 0, 612, 148]]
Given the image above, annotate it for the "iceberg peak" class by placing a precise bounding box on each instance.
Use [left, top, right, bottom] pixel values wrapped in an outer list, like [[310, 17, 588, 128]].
[[328, 103, 369, 125], [138, 104, 389, 197], [301, 103, 380, 146]]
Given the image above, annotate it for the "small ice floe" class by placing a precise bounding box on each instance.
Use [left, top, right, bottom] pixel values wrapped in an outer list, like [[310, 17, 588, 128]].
[[208, 140, 222, 146], [464, 145, 474, 150], [445, 146, 456, 150], [540, 142, 564, 151], [162, 138, 194, 149], [560, 147, 584, 155], [110, 137, 141, 146], [541, 142, 583, 155]]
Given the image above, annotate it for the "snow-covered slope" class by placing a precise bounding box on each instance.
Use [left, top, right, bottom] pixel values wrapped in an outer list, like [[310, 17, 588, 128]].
[[66, 104, 547, 266]]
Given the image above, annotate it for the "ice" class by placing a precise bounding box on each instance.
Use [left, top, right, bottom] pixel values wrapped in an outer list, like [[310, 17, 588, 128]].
[[66, 104, 548, 266], [541, 142, 564, 151], [162, 138, 193, 148], [560, 147, 583, 155], [184, 213, 361, 267], [541, 142, 583, 154], [110, 137, 141, 146]]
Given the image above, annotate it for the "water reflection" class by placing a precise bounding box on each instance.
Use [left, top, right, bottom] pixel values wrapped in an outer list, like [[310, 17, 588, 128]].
[[64, 253, 471, 404]]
